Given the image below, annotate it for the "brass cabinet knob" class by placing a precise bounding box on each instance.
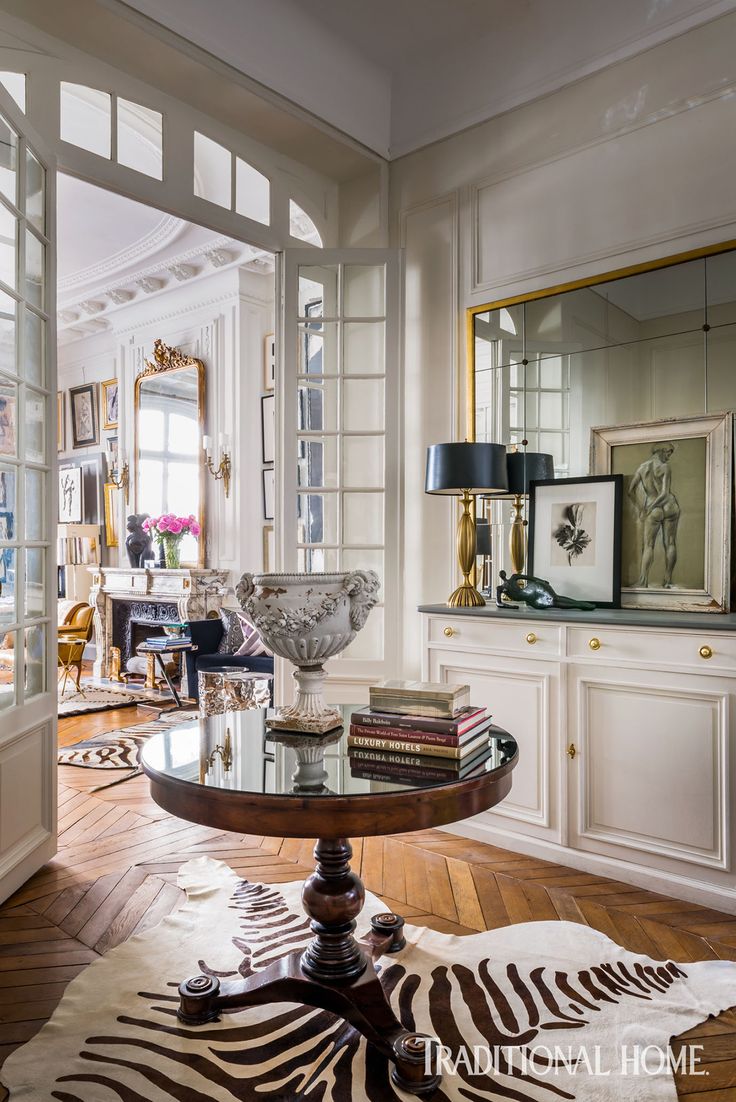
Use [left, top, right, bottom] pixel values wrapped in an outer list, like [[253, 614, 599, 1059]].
[[699, 645, 713, 660], [567, 743, 577, 760], [525, 632, 537, 645], [443, 626, 456, 638], [589, 637, 601, 651]]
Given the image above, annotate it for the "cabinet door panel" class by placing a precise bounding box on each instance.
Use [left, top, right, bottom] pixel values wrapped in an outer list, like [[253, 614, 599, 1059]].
[[428, 648, 560, 839], [569, 667, 729, 870], [0, 724, 54, 894]]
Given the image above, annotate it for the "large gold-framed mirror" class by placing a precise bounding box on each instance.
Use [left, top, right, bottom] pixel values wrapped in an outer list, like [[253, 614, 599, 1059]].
[[134, 339, 206, 567], [467, 239, 736, 596]]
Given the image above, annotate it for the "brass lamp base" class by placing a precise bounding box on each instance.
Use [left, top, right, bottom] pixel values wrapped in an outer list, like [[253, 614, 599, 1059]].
[[447, 488, 486, 608], [448, 582, 485, 608]]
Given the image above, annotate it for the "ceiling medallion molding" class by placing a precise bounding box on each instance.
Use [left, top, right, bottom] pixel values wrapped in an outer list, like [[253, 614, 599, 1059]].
[[141, 338, 200, 378], [58, 308, 80, 324]]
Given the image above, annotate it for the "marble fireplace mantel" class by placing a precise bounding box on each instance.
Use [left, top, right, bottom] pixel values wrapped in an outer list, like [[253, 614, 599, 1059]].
[[89, 567, 230, 680]]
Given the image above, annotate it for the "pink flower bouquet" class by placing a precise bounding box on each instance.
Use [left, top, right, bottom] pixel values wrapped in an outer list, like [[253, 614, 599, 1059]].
[[143, 513, 201, 568]]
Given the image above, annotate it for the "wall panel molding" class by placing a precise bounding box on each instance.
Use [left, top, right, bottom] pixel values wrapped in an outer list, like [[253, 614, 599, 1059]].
[[470, 92, 736, 297]]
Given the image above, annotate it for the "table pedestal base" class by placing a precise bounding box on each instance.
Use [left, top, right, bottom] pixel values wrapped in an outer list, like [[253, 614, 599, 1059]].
[[178, 838, 441, 1096]]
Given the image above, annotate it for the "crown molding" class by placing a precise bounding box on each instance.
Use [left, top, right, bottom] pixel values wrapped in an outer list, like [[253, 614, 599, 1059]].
[[58, 213, 184, 294]]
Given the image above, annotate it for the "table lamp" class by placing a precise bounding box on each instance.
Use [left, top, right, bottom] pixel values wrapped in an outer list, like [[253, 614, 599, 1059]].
[[486, 450, 555, 575], [425, 442, 508, 607]]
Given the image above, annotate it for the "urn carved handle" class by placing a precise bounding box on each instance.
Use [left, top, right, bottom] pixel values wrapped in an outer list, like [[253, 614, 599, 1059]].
[[344, 569, 381, 630]]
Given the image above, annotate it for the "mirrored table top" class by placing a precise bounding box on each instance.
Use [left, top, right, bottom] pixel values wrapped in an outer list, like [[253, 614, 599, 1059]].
[[140, 705, 517, 800]]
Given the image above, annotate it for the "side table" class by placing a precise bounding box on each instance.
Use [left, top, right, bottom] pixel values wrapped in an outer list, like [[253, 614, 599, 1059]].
[[136, 642, 197, 708], [141, 706, 518, 1094]]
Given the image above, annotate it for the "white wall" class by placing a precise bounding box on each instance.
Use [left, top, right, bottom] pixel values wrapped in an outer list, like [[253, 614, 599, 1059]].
[[58, 265, 273, 581], [120, 0, 392, 158], [390, 12, 736, 675]]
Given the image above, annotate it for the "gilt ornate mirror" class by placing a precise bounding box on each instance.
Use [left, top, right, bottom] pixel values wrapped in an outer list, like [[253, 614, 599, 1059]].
[[134, 339, 206, 567]]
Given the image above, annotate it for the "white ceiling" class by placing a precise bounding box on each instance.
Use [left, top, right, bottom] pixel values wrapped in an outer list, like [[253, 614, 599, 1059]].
[[120, 0, 736, 157], [57, 175, 272, 342]]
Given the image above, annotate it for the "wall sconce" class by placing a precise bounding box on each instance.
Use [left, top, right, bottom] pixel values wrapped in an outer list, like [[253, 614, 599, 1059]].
[[106, 441, 129, 503], [203, 433, 231, 498]]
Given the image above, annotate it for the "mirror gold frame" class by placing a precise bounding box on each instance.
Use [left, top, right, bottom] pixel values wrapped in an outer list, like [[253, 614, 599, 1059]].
[[133, 339, 206, 568], [465, 237, 736, 440]]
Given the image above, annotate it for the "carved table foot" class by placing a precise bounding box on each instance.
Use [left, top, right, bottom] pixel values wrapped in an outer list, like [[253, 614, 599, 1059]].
[[178, 837, 441, 1096]]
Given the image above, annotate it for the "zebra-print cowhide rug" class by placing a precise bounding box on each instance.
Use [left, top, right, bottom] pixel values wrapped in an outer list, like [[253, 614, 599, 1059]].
[[2, 857, 735, 1102], [58, 685, 161, 719], [57, 712, 189, 771]]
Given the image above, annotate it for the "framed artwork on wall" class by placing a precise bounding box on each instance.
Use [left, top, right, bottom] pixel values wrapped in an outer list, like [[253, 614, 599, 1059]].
[[102, 378, 119, 429], [57, 392, 65, 452], [529, 475, 623, 608], [58, 466, 83, 524], [261, 393, 275, 464], [262, 468, 274, 520], [590, 412, 733, 612], [103, 482, 119, 547], [263, 333, 275, 391], [70, 383, 99, 448]]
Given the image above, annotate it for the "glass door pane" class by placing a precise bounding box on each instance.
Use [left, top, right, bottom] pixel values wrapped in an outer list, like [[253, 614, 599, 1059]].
[[282, 249, 399, 680], [0, 83, 56, 904]]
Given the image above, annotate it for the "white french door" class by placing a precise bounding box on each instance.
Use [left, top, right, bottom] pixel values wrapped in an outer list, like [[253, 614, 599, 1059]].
[[279, 249, 401, 695], [0, 87, 57, 904]]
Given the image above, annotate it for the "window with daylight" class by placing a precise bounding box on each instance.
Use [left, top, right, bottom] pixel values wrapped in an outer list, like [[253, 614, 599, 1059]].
[[0, 73, 25, 113], [60, 83, 163, 179], [0, 105, 50, 706], [194, 131, 271, 225], [138, 397, 199, 563], [294, 261, 387, 659], [116, 98, 163, 179], [60, 83, 111, 158], [509, 354, 570, 476]]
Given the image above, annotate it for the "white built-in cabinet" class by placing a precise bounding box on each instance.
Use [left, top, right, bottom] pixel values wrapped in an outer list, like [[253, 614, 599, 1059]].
[[421, 608, 736, 913]]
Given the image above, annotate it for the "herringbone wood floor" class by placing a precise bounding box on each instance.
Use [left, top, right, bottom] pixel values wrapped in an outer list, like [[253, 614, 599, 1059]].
[[0, 703, 735, 1099]]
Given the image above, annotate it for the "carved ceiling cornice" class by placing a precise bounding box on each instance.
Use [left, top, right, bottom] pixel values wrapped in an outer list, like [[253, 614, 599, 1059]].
[[57, 234, 275, 335], [57, 214, 184, 294]]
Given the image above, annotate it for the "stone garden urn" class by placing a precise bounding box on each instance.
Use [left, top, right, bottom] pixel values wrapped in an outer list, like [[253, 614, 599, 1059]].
[[236, 570, 380, 733]]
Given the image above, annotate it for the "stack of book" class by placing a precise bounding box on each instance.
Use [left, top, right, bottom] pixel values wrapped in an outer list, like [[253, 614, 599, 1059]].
[[143, 635, 191, 650], [348, 680, 493, 786]]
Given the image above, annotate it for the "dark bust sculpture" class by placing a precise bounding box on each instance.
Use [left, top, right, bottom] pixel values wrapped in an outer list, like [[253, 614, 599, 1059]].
[[125, 513, 153, 568], [496, 570, 595, 611]]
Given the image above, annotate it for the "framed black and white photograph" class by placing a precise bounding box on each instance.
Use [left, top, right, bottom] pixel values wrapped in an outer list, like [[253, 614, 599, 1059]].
[[591, 412, 732, 612], [529, 475, 623, 607], [262, 467, 274, 520], [261, 394, 275, 464], [58, 467, 83, 524], [70, 383, 99, 448], [263, 333, 275, 391]]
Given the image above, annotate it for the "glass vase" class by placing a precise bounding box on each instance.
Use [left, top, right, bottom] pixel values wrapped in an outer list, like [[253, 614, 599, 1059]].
[[163, 539, 182, 569]]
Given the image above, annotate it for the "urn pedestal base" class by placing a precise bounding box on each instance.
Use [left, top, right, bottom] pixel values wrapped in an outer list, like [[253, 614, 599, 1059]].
[[266, 666, 343, 734]]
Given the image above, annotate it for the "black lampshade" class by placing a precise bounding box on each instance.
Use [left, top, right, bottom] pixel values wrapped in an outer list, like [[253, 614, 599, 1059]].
[[485, 451, 555, 498], [425, 442, 508, 495], [475, 518, 492, 555]]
